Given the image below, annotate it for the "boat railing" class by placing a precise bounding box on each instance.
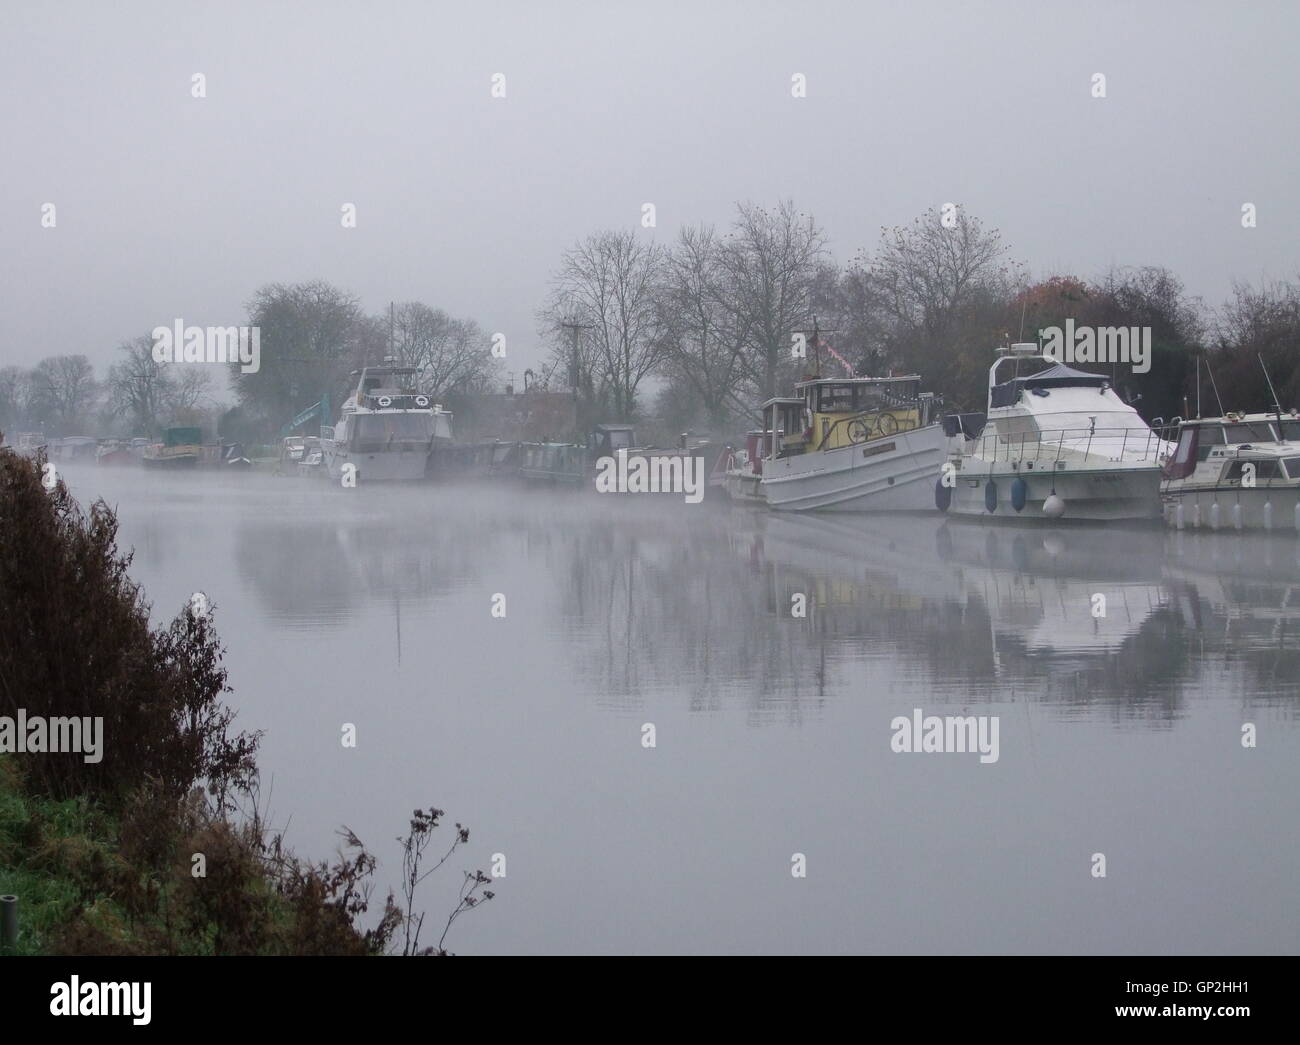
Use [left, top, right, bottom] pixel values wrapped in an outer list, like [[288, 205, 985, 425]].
[[969, 425, 1172, 465]]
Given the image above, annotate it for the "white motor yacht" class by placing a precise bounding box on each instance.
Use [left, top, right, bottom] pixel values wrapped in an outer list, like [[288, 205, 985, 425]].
[[322, 364, 452, 483], [1161, 411, 1300, 531], [939, 343, 1172, 521]]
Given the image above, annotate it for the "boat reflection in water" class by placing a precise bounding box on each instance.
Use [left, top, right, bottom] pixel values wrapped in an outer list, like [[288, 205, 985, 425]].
[[733, 511, 1298, 718], [55, 466, 1300, 955], [218, 481, 1300, 723]]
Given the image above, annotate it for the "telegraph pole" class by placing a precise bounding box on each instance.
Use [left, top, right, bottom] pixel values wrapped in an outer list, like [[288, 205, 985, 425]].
[[559, 319, 593, 393]]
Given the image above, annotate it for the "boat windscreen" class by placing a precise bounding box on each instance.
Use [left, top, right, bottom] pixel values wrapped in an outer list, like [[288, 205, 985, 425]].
[[354, 414, 434, 448], [1224, 422, 1273, 444]]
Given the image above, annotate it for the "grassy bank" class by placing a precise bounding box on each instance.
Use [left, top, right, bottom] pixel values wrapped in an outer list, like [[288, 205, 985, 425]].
[[0, 755, 100, 955], [0, 445, 492, 954], [0, 753, 385, 955]]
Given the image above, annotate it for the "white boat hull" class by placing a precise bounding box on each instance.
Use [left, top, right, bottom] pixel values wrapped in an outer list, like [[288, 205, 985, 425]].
[[944, 462, 1163, 521], [1162, 486, 1300, 531], [324, 444, 430, 482], [761, 424, 947, 512]]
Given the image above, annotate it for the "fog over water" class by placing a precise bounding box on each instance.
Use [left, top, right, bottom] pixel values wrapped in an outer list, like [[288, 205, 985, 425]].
[[56, 464, 1300, 954]]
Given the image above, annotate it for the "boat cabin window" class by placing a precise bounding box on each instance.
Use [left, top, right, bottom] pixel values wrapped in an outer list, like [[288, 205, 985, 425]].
[[1283, 458, 1300, 479], [605, 429, 633, 450], [1196, 425, 1225, 461], [817, 384, 858, 413], [1273, 420, 1300, 441], [1224, 459, 1281, 481], [1223, 422, 1272, 444]]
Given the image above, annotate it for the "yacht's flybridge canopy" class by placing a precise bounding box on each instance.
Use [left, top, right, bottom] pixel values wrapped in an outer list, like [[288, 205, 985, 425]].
[[990, 362, 1109, 408], [343, 365, 442, 413]]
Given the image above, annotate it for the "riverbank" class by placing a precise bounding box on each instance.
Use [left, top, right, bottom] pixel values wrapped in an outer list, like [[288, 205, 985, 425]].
[[0, 447, 488, 955]]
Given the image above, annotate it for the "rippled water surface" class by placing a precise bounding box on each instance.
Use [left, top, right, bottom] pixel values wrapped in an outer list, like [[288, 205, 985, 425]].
[[59, 464, 1300, 954]]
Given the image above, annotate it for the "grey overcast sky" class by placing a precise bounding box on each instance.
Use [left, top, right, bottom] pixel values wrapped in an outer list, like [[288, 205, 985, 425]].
[[2, 0, 1297, 386]]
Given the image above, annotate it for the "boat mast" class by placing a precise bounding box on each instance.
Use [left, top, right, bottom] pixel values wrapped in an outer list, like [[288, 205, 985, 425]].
[[1259, 353, 1285, 443], [795, 317, 838, 381], [1205, 357, 1226, 417]]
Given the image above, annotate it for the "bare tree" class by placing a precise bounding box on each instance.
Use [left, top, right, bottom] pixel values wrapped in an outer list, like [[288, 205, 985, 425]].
[[388, 302, 498, 399], [1213, 276, 1300, 410], [0, 366, 34, 434], [107, 335, 175, 434], [716, 200, 828, 401], [654, 223, 754, 429], [542, 229, 664, 418], [29, 354, 97, 434], [866, 208, 1012, 336], [853, 206, 1021, 399], [170, 366, 214, 414]]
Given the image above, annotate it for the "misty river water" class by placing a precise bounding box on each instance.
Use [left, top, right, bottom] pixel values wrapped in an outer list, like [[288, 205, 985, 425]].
[[54, 463, 1300, 954]]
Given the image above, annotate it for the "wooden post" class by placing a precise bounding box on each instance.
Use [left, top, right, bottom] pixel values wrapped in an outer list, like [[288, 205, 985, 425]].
[[0, 895, 16, 952]]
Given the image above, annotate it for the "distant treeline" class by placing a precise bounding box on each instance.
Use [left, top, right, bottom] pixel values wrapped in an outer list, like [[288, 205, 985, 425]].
[[539, 203, 1300, 433], [0, 288, 499, 445], [4, 203, 1296, 443]]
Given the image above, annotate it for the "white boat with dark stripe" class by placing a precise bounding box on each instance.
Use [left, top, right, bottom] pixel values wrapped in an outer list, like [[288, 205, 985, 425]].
[[1162, 411, 1300, 531]]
